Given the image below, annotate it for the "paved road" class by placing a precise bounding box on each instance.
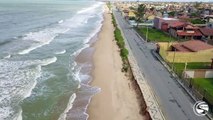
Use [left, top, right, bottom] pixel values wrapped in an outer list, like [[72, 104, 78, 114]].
[[113, 10, 207, 120]]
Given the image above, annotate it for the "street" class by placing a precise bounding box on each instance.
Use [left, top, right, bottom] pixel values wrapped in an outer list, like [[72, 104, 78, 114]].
[[113, 10, 207, 120]]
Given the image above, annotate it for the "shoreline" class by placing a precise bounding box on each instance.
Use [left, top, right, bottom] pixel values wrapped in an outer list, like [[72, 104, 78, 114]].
[[87, 5, 145, 120], [65, 11, 104, 119], [66, 32, 102, 119]]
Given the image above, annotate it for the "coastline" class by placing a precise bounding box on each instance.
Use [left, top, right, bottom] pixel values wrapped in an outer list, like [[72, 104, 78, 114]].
[[87, 5, 145, 120]]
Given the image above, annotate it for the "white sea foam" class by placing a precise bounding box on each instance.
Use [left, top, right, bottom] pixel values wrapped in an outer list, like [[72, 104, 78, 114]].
[[8, 2, 104, 120], [18, 2, 104, 55], [55, 49, 66, 55], [84, 22, 103, 44], [85, 86, 101, 120], [58, 93, 76, 120], [39, 57, 57, 66], [0, 56, 57, 120], [18, 44, 45, 55], [58, 20, 64, 24], [17, 109, 22, 120], [70, 61, 81, 89], [77, 2, 103, 14], [0, 60, 41, 120], [3, 54, 11, 59]]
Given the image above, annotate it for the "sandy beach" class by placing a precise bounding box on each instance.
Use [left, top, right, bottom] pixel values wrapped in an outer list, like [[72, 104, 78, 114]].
[[87, 6, 145, 120]]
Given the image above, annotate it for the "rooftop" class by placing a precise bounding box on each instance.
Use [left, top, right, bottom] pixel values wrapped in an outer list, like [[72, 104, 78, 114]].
[[170, 21, 186, 28], [177, 30, 202, 36], [172, 40, 213, 52], [156, 17, 178, 21], [199, 28, 213, 36]]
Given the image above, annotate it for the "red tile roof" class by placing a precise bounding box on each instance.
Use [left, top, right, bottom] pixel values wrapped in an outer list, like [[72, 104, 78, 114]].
[[199, 28, 213, 36], [177, 30, 202, 36], [185, 25, 198, 29], [170, 21, 186, 28], [172, 40, 213, 52], [178, 15, 190, 19]]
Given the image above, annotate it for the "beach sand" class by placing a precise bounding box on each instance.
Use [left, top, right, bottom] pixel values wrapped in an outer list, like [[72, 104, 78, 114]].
[[87, 6, 145, 120]]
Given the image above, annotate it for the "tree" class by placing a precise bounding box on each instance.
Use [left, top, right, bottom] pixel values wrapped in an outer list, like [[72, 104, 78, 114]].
[[135, 4, 146, 28], [190, 19, 206, 24], [194, 2, 202, 9], [168, 11, 176, 17]]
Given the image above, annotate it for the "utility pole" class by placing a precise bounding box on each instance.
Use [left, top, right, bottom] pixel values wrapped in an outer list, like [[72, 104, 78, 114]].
[[184, 62, 188, 72], [146, 26, 148, 42], [183, 62, 188, 77], [172, 47, 176, 71]]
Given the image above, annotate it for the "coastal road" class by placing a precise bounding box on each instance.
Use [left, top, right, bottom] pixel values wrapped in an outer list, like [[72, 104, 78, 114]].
[[113, 10, 207, 120]]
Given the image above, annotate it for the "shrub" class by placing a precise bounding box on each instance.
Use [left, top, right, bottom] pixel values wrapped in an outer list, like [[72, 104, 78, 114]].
[[111, 13, 117, 27], [191, 19, 206, 24], [111, 13, 129, 72], [120, 48, 129, 59]]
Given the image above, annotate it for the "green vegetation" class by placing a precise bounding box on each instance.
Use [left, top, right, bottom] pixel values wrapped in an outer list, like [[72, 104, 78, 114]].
[[129, 6, 135, 10], [170, 62, 213, 104], [135, 4, 146, 27], [194, 2, 202, 9], [169, 62, 211, 75], [111, 14, 129, 72], [114, 28, 125, 48], [112, 13, 117, 27], [106, 2, 111, 10], [168, 11, 176, 17], [190, 12, 199, 17], [136, 27, 176, 42], [190, 19, 206, 24], [192, 78, 213, 97], [129, 17, 136, 20], [120, 48, 129, 60]]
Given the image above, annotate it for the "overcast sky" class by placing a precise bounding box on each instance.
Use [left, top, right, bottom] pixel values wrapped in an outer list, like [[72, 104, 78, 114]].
[[114, 0, 212, 2]]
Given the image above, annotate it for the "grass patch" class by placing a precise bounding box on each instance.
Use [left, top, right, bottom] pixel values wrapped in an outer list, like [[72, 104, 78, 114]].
[[192, 78, 213, 102], [169, 62, 211, 76], [169, 62, 213, 104], [136, 27, 176, 42], [170, 62, 213, 104]]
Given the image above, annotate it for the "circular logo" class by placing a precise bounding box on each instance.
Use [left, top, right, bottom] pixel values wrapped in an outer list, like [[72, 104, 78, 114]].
[[193, 101, 209, 116]]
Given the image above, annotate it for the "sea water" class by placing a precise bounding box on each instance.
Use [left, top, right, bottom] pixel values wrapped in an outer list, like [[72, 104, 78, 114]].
[[0, 0, 103, 119]]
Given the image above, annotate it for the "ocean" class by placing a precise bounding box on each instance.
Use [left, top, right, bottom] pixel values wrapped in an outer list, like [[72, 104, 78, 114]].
[[0, 0, 104, 120]]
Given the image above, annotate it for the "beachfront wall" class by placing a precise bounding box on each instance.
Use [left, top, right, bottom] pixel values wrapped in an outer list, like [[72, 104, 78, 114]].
[[158, 42, 213, 63], [184, 69, 213, 78]]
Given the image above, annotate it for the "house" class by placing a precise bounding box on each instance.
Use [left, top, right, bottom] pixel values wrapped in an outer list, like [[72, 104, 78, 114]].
[[199, 27, 213, 44], [171, 40, 213, 52], [128, 10, 136, 18], [147, 15, 156, 20], [158, 40, 213, 62], [169, 23, 202, 40], [154, 17, 179, 31]]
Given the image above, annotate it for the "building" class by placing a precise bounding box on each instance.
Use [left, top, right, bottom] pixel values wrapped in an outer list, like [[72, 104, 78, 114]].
[[169, 23, 202, 40], [128, 11, 136, 18], [158, 40, 213, 62], [154, 17, 179, 31], [171, 40, 213, 52], [199, 27, 213, 42]]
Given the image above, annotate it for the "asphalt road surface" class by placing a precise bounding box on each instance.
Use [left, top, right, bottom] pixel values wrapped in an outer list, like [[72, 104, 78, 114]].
[[113, 10, 207, 120]]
